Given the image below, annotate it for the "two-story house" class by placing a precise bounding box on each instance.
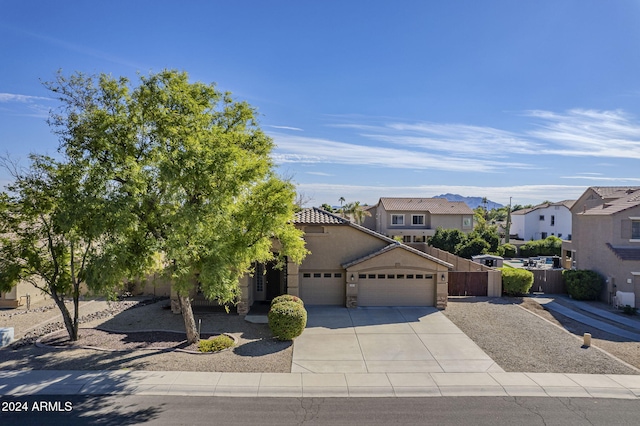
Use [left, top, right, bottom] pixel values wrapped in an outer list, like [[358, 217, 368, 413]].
[[361, 198, 475, 249], [510, 200, 574, 241], [561, 187, 640, 307]]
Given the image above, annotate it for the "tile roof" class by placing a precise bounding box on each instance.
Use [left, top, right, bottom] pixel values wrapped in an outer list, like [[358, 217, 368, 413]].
[[294, 208, 348, 224], [581, 190, 640, 216], [590, 187, 640, 200], [607, 244, 640, 261], [378, 198, 473, 215]]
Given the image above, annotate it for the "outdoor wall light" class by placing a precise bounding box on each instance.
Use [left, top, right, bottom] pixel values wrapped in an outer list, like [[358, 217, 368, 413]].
[[440, 273, 446, 282], [350, 274, 355, 282]]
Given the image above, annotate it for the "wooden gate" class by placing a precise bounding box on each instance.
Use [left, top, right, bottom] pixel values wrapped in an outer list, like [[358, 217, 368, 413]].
[[448, 272, 489, 296], [529, 269, 565, 294]]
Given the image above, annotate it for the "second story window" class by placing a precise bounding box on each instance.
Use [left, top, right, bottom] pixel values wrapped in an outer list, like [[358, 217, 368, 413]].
[[551, 215, 555, 226], [539, 215, 545, 221], [391, 214, 404, 225], [412, 215, 425, 226], [633, 220, 640, 239]]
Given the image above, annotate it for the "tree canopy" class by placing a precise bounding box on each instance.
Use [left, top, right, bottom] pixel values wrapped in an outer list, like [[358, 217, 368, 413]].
[[12, 69, 308, 343]]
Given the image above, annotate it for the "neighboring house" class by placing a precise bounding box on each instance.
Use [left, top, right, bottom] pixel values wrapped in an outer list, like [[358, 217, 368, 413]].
[[0, 278, 48, 308], [361, 198, 475, 248], [561, 187, 640, 307], [235, 207, 453, 313], [510, 200, 574, 241]]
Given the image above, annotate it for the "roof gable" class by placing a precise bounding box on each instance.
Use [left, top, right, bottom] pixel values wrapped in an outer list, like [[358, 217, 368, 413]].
[[342, 243, 453, 269], [294, 208, 349, 225]]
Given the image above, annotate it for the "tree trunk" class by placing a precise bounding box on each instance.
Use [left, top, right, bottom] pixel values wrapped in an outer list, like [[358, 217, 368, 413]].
[[50, 289, 78, 341], [178, 294, 200, 344]]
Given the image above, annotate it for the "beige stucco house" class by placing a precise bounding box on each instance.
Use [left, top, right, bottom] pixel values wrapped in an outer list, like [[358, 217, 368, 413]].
[[236, 207, 453, 313], [561, 187, 640, 306], [361, 198, 475, 250]]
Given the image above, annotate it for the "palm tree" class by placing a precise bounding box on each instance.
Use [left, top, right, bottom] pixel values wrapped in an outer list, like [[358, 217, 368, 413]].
[[338, 196, 345, 217], [344, 201, 371, 224]]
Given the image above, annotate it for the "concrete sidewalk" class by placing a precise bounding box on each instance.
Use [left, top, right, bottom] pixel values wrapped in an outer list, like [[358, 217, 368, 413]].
[[1, 370, 639, 399], [535, 298, 640, 341]]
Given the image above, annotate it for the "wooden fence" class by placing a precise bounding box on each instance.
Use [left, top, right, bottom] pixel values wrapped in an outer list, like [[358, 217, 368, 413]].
[[449, 272, 489, 296]]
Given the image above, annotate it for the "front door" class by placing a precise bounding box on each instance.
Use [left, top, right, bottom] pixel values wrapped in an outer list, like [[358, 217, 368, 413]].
[[266, 261, 285, 301]]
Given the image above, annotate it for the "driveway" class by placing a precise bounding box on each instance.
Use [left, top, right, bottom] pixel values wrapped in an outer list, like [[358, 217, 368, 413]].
[[292, 306, 504, 374]]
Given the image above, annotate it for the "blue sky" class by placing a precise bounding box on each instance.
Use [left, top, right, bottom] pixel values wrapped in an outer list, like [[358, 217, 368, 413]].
[[2, 1, 640, 207]]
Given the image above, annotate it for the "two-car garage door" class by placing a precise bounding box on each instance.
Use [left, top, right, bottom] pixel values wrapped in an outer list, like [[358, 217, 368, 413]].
[[358, 273, 435, 307]]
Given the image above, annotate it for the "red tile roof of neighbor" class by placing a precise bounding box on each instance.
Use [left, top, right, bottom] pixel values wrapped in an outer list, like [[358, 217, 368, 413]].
[[378, 198, 473, 215]]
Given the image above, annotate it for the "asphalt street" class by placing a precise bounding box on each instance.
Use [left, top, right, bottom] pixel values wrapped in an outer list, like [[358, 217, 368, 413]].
[[1, 395, 638, 426]]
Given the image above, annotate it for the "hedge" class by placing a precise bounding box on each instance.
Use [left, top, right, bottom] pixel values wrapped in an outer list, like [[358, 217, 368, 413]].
[[501, 268, 534, 296], [563, 269, 604, 300]]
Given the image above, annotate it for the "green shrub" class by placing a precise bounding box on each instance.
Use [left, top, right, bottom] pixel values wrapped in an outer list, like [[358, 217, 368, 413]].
[[501, 243, 517, 258], [519, 237, 562, 257], [268, 301, 307, 341], [623, 305, 637, 316], [501, 268, 534, 296], [563, 270, 604, 300], [198, 334, 235, 352], [270, 294, 304, 307]]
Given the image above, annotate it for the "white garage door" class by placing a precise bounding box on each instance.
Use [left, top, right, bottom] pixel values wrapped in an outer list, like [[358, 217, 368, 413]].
[[358, 273, 435, 306], [299, 272, 345, 305]]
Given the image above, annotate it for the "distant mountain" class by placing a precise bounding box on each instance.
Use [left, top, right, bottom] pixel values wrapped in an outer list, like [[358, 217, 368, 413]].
[[434, 193, 503, 210]]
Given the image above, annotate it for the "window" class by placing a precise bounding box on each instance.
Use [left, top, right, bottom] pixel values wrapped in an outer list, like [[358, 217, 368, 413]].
[[551, 215, 555, 226], [387, 274, 395, 279], [368, 274, 376, 279], [391, 214, 404, 225], [539, 215, 545, 221], [313, 273, 321, 278], [541, 232, 547, 239], [407, 274, 414, 279], [412, 215, 425, 226], [403, 235, 412, 243], [413, 235, 426, 243], [397, 274, 405, 279], [558, 234, 562, 238], [633, 221, 640, 239], [324, 273, 332, 278], [334, 273, 342, 278], [303, 273, 311, 278], [462, 217, 472, 228], [377, 274, 386, 279], [358, 274, 366, 279], [416, 274, 424, 279]]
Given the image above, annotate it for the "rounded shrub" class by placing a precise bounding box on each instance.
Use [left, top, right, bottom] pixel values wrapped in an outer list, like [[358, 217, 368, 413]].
[[501, 268, 534, 296], [198, 334, 235, 352], [563, 270, 604, 300], [270, 294, 304, 307], [268, 301, 307, 341], [501, 243, 517, 258]]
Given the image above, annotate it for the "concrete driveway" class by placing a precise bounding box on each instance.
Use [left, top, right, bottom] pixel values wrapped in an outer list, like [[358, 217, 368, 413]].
[[292, 306, 504, 374]]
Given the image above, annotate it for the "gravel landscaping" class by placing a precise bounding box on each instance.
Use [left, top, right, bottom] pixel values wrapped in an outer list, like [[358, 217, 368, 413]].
[[2, 295, 639, 375], [443, 297, 639, 375]]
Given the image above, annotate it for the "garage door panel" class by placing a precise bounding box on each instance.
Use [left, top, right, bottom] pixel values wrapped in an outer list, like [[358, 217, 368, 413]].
[[359, 277, 435, 307], [300, 277, 344, 305]]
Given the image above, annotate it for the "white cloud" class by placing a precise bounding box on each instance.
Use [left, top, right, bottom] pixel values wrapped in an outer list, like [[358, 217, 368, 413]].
[[525, 109, 640, 159], [0, 93, 51, 103], [561, 175, 640, 182], [270, 132, 533, 172], [306, 171, 334, 176], [266, 125, 303, 131]]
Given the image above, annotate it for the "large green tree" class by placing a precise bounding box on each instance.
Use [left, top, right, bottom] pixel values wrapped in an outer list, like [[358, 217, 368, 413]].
[[0, 155, 135, 341], [45, 70, 308, 343]]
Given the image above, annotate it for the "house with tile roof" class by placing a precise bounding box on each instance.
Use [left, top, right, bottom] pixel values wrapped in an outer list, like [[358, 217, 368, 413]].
[[360, 198, 475, 249], [510, 200, 575, 241], [561, 187, 640, 307], [235, 207, 453, 313]]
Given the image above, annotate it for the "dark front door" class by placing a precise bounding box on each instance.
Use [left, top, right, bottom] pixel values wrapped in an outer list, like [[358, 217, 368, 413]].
[[265, 261, 283, 301]]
